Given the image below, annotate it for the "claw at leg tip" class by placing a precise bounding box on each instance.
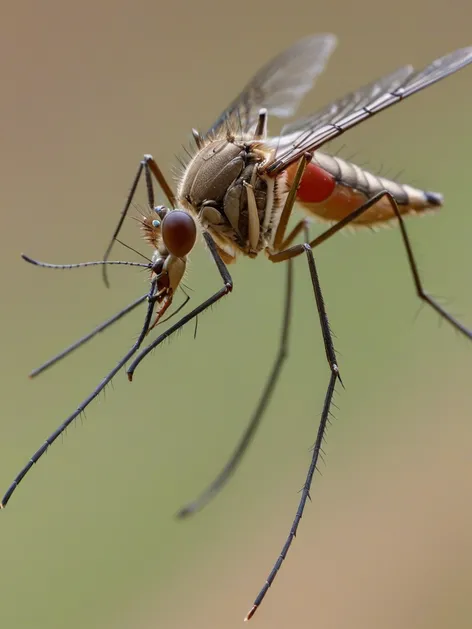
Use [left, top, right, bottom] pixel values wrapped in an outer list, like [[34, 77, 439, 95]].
[[244, 605, 257, 622]]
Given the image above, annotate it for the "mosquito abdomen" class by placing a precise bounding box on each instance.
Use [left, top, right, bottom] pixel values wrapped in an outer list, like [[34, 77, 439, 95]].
[[291, 152, 443, 226]]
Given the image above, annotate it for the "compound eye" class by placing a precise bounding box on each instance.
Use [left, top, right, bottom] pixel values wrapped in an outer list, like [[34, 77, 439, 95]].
[[161, 210, 197, 258]]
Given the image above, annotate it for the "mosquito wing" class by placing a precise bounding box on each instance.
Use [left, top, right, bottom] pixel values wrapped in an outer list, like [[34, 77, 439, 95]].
[[204, 34, 337, 139], [267, 47, 472, 176]]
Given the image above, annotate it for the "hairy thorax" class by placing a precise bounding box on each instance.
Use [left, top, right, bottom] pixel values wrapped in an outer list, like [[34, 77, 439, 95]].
[[178, 137, 281, 262]]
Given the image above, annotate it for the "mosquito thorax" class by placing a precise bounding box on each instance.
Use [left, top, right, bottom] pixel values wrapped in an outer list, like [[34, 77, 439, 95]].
[[178, 137, 271, 253], [179, 139, 246, 207]]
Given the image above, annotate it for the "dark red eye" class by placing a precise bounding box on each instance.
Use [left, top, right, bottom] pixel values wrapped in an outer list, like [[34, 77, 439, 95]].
[[161, 210, 197, 258]]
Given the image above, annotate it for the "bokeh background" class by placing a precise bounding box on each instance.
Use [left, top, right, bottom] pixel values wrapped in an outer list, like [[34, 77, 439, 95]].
[[1, 1, 471, 628]]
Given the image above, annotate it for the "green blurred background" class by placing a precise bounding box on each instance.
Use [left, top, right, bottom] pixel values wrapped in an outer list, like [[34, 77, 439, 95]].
[[1, 1, 471, 627]]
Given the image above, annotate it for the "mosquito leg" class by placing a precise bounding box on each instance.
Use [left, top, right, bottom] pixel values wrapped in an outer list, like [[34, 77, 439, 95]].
[[126, 232, 233, 381], [146, 156, 177, 209], [279, 218, 311, 250], [308, 190, 472, 341], [102, 155, 176, 287], [176, 259, 294, 518], [29, 293, 149, 379], [303, 221, 311, 243], [102, 159, 147, 286], [246, 191, 470, 615], [21, 254, 151, 377], [246, 244, 340, 621], [272, 154, 310, 250], [156, 292, 191, 326], [247, 371, 337, 622], [0, 280, 159, 510]]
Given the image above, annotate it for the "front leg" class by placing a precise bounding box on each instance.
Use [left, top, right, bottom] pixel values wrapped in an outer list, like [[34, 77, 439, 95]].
[[102, 155, 177, 287], [126, 232, 233, 381]]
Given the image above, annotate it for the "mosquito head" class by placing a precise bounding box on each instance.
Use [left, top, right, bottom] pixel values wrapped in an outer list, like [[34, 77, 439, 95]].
[[141, 206, 197, 258], [148, 208, 196, 323], [159, 208, 197, 258]]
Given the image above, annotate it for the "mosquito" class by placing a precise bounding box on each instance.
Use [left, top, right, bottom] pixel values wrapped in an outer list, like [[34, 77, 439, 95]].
[[2, 34, 472, 620]]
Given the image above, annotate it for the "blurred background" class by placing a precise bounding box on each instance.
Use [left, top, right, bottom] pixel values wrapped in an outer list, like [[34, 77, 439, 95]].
[[1, 1, 471, 628]]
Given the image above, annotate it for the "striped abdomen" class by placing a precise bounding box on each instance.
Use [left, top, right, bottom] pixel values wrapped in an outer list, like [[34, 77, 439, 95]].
[[289, 151, 443, 225]]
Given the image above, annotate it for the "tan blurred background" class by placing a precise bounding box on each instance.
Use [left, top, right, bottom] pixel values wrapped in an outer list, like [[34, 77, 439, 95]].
[[1, 1, 471, 628]]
